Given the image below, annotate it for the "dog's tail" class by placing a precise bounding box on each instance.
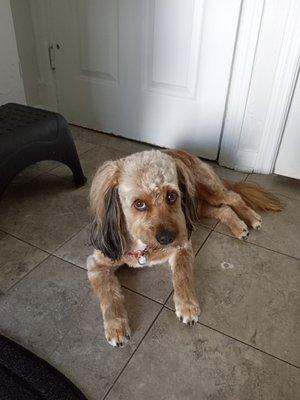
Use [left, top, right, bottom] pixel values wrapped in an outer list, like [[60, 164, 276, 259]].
[[223, 181, 284, 212]]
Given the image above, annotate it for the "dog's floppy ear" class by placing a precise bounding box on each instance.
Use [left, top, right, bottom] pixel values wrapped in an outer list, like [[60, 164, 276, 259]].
[[166, 150, 199, 239], [90, 160, 127, 260]]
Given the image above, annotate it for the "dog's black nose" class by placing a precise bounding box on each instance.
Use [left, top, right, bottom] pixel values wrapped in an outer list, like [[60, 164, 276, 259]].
[[156, 230, 176, 246]]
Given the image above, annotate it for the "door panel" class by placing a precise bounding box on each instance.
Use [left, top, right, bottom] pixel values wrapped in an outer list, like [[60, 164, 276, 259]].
[[77, 0, 118, 84], [52, 0, 240, 159], [146, 0, 201, 96]]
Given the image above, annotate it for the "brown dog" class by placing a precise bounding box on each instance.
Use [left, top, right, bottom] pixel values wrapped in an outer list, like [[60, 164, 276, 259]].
[[87, 150, 283, 347]]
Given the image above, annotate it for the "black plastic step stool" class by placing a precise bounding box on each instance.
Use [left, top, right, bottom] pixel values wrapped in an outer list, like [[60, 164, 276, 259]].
[[0, 103, 86, 196]]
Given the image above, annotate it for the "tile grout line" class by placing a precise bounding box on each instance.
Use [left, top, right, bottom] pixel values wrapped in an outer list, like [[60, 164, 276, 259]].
[[45, 143, 100, 178], [157, 228, 223, 307], [0, 221, 91, 258], [44, 140, 136, 182], [102, 305, 165, 400], [213, 229, 300, 261], [120, 285, 165, 307], [0, 229, 51, 255], [51, 222, 91, 254], [163, 304, 300, 370], [32, 141, 99, 176], [50, 223, 90, 254], [195, 229, 214, 257], [51, 254, 88, 271], [5, 253, 52, 294], [2, 220, 298, 293], [51, 253, 169, 308], [0, 224, 91, 295], [70, 124, 160, 152], [245, 173, 300, 202], [162, 227, 215, 305], [12, 170, 45, 186], [70, 136, 139, 158], [101, 278, 173, 400]]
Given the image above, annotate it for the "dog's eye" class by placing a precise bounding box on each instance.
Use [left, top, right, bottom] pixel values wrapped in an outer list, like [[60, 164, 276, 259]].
[[167, 192, 177, 204], [133, 199, 147, 211]]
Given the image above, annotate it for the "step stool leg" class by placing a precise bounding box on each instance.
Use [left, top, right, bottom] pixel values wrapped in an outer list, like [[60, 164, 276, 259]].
[[59, 126, 87, 187]]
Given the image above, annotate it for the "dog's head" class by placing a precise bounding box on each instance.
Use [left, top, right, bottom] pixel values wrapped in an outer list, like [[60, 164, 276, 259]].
[[90, 150, 199, 261]]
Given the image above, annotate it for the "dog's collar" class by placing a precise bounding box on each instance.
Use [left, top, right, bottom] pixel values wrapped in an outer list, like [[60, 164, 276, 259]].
[[127, 247, 148, 265]]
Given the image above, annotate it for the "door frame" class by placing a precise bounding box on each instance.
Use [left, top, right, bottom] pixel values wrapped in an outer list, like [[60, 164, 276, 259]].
[[219, 0, 300, 174]]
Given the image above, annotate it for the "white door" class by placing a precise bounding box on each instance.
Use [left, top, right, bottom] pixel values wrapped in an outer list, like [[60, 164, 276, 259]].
[[51, 0, 240, 159], [275, 70, 300, 180]]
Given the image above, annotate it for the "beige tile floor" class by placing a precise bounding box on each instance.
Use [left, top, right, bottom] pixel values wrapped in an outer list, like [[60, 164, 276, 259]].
[[0, 125, 299, 399]]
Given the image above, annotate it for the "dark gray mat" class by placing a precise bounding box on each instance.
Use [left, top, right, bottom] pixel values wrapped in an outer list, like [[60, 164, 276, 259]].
[[0, 334, 88, 400]]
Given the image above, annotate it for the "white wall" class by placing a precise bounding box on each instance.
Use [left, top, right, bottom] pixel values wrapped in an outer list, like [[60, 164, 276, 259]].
[[0, 0, 25, 105], [10, 0, 40, 106]]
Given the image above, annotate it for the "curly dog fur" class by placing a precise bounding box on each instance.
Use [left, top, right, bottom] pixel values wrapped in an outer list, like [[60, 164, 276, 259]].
[[87, 149, 283, 347]]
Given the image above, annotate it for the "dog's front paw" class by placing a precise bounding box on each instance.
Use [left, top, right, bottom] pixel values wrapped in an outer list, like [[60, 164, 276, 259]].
[[175, 302, 200, 326], [104, 318, 131, 348], [252, 214, 262, 230]]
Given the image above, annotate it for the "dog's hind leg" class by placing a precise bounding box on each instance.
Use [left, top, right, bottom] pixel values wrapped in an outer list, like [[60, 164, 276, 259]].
[[196, 176, 262, 230], [206, 189, 262, 230], [200, 202, 249, 240], [87, 254, 130, 347]]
